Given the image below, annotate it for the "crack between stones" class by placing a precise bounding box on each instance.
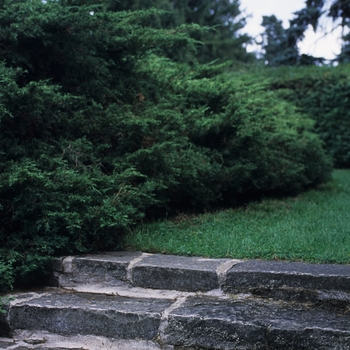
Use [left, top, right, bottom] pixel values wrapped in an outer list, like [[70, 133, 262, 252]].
[[61, 256, 75, 274], [126, 252, 153, 283], [157, 296, 188, 345], [216, 259, 242, 288]]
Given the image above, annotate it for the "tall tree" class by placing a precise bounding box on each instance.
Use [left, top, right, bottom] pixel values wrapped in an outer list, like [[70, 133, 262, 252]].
[[260, 15, 299, 66], [107, 0, 255, 64], [328, 0, 350, 62], [176, 0, 254, 64], [260, 0, 350, 65], [273, 0, 350, 64], [260, 12, 324, 66]]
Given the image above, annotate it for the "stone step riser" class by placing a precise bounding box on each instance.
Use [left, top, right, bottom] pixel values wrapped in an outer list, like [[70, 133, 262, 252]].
[[51, 252, 350, 303], [7, 292, 172, 341], [162, 296, 350, 350], [225, 260, 350, 293], [4, 292, 350, 350], [52, 252, 234, 293]]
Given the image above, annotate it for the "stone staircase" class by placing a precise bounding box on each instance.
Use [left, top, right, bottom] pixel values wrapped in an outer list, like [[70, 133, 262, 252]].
[[1, 251, 350, 349]]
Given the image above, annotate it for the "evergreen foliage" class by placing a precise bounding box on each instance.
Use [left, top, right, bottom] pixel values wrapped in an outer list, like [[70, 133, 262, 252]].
[[0, 0, 331, 293], [171, 0, 254, 64], [107, 0, 255, 65], [268, 64, 350, 167], [263, 0, 350, 64], [303, 0, 350, 63], [260, 15, 299, 66], [260, 14, 324, 66]]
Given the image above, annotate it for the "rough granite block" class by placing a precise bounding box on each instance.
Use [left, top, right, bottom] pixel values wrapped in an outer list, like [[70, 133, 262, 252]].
[[132, 254, 230, 292], [58, 251, 143, 286], [161, 296, 350, 350], [9, 292, 172, 340], [225, 260, 350, 293]]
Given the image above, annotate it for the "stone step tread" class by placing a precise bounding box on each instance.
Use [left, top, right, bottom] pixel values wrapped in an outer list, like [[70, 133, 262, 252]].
[[5, 291, 350, 349], [8, 291, 172, 341], [53, 252, 350, 295], [1, 331, 166, 350], [61, 282, 195, 300], [48, 282, 350, 310]]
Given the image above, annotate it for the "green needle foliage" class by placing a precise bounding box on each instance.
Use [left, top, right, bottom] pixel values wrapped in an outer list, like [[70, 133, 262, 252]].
[[0, 0, 331, 292], [267, 64, 350, 167], [107, 0, 255, 65]]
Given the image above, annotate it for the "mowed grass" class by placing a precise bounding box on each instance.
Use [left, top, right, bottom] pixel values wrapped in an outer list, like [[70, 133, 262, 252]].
[[122, 170, 350, 263]]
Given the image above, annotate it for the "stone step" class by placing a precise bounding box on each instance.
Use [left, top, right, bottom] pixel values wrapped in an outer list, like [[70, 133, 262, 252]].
[[225, 259, 350, 304], [1, 330, 166, 350], [52, 252, 350, 303], [6, 291, 172, 341], [161, 295, 350, 350], [225, 259, 350, 292], [52, 252, 236, 293], [3, 289, 350, 349]]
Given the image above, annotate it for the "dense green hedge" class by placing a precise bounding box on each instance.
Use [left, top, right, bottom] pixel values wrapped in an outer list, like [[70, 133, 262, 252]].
[[266, 65, 350, 168], [0, 1, 331, 293]]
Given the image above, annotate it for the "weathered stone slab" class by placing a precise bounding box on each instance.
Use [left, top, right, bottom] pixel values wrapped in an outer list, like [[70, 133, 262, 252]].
[[132, 254, 230, 292], [244, 286, 350, 307], [5, 330, 170, 350], [0, 337, 15, 349], [225, 260, 350, 295], [9, 292, 172, 340], [161, 296, 350, 350], [56, 251, 143, 287]]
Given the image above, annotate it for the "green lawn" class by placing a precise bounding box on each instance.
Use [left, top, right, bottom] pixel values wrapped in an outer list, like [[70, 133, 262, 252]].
[[122, 170, 350, 263]]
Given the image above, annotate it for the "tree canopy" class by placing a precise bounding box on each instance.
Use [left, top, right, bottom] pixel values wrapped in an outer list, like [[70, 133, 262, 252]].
[[107, 0, 255, 64], [261, 0, 350, 65]]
